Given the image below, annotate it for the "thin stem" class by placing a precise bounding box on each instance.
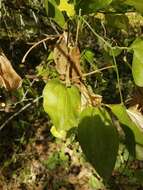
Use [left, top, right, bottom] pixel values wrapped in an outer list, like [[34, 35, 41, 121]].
[[71, 65, 115, 80], [81, 17, 131, 51], [83, 65, 115, 77], [81, 17, 112, 49], [112, 46, 131, 51], [75, 9, 81, 47], [97, 10, 136, 14], [22, 35, 60, 63], [111, 49, 123, 104]]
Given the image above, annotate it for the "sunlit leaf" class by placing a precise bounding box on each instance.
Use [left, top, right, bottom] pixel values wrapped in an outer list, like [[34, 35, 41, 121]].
[[44, 0, 65, 27], [58, 0, 75, 17], [78, 106, 119, 180], [131, 38, 143, 86], [50, 125, 66, 138], [43, 79, 81, 132]]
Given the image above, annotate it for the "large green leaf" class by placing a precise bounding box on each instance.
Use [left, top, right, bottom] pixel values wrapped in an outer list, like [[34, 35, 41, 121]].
[[43, 79, 81, 132], [75, 0, 112, 14], [78, 107, 119, 180], [44, 0, 65, 27], [131, 38, 143, 86], [111, 104, 143, 146], [125, 0, 143, 14]]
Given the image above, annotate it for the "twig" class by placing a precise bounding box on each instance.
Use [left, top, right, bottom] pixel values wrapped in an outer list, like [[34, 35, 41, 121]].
[[22, 79, 37, 100], [10, 78, 37, 108], [82, 17, 112, 49], [75, 9, 81, 47], [72, 65, 115, 80], [22, 35, 60, 63], [111, 49, 123, 103], [0, 96, 43, 131], [97, 10, 137, 14], [83, 65, 115, 77]]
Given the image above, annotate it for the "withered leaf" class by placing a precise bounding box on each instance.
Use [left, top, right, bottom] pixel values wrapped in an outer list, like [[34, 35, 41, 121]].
[[53, 35, 68, 76], [0, 50, 22, 91], [69, 46, 83, 83], [53, 32, 83, 84]]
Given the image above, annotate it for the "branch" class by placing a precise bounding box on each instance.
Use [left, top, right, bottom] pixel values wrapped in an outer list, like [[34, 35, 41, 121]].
[[22, 35, 60, 63]]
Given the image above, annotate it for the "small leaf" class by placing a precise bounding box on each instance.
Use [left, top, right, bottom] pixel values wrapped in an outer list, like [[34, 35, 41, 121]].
[[58, 0, 75, 17], [131, 38, 143, 86], [82, 49, 94, 64], [50, 125, 66, 138], [78, 107, 119, 180], [44, 0, 65, 27], [43, 79, 81, 132]]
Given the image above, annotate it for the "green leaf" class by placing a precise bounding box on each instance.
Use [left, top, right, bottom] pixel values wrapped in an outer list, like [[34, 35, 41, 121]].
[[50, 125, 66, 139], [82, 49, 94, 64], [58, 0, 75, 16], [131, 38, 143, 86], [44, 0, 65, 27], [78, 107, 119, 180], [125, 0, 143, 14], [43, 79, 81, 133], [110, 104, 143, 146], [75, 0, 112, 14]]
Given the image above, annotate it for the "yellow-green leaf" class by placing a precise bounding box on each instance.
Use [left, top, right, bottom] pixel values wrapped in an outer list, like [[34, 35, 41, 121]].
[[58, 0, 75, 17], [43, 79, 81, 132], [131, 38, 143, 86], [44, 0, 65, 27]]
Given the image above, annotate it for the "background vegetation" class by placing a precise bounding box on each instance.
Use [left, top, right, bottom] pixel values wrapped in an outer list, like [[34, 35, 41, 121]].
[[1, 0, 143, 189]]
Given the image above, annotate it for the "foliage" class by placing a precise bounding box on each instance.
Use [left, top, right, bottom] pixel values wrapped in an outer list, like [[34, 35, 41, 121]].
[[1, 0, 143, 189], [42, 0, 143, 182], [78, 106, 119, 180]]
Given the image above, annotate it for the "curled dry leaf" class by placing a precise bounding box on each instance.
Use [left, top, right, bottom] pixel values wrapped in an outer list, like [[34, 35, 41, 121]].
[[53, 32, 83, 83], [0, 49, 22, 91], [53, 35, 68, 76], [127, 106, 143, 131]]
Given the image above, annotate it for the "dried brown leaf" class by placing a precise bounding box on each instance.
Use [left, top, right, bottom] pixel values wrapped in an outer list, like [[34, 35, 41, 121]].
[[0, 50, 22, 91], [53, 32, 83, 83]]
